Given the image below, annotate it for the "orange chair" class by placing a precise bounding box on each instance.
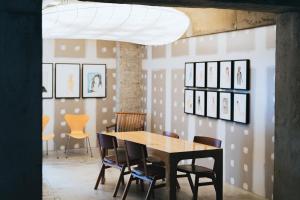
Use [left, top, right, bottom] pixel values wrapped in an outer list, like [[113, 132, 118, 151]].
[[64, 114, 93, 158], [42, 116, 55, 156]]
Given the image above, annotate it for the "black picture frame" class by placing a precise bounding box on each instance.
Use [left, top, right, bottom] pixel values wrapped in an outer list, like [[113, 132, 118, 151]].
[[55, 63, 81, 99], [184, 89, 195, 114], [194, 90, 206, 116], [82, 64, 107, 98], [233, 59, 250, 90], [219, 60, 233, 90], [184, 62, 195, 87], [195, 62, 206, 88], [206, 91, 219, 119], [233, 93, 250, 124], [219, 92, 233, 121], [42, 63, 53, 99], [206, 61, 219, 89]]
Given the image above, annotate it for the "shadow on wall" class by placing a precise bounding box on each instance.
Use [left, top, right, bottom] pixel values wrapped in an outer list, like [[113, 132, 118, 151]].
[[264, 67, 275, 199]]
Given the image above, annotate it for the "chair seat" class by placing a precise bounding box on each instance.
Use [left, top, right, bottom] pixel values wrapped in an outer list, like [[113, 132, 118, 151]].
[[103, 149, 127, 165], [132, 164, 165, 180], [177, 164, 214, 177], [68, 133, 89, 139], [42, 133, 54, 141], [147, 156, 165, 166]]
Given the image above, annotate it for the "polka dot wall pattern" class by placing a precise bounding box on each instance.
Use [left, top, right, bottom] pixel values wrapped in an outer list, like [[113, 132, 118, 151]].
[[96, 69, 117, 134], [225, 123, 254, 192], [171, 38, 189, 57], [54, 99, 85, 151], [151, 70, 166, 133], [171, 69, 188, 139], [54, 39, 86, 58], [141, 70, 148, 128], [96, 41, 117, 59]]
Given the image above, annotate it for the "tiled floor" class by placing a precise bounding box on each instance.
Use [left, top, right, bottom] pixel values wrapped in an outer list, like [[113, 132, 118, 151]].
[[43, 149, 266, 200]]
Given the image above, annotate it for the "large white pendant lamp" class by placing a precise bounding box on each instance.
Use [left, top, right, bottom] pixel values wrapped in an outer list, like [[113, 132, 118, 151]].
[[42, 1, 190, 45]]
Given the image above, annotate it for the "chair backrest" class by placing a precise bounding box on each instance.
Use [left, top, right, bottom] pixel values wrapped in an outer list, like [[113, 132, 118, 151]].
[[42, 116, 50, 131], [193, 136, 222, 148], [96, 132, 118, 160], [64, 114, 89, 134], [115, 112, 146, 132], [124, 140, 148, 172], [163, 131, 179, 139]]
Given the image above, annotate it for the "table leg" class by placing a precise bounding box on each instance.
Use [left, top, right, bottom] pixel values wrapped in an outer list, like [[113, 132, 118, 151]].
[[215, 150, 223, 200], [166, 155, 177, 200]]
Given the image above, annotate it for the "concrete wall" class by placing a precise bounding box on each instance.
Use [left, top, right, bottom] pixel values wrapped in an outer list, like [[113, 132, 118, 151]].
[[143, 25, 275, 199]]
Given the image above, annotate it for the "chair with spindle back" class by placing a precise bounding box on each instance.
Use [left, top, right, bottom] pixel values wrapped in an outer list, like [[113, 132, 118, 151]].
[[177, 136, 222, 200], [94, 133, 131, 197], [121, 140, 166, 200], [106, 112, 146, 132]]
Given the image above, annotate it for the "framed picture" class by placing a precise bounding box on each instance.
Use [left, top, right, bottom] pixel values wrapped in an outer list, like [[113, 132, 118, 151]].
[[206, 61, 219, 88], [185, 62, 195, 87], [220, 61, 233, 89], [206, 91, 219, 118], [233, 60, 250, 90], [82, 64, 106, 98], [195, 90, 206, 116], [184, 89, 194, 114], [233, 93, 249, 124], [195, 62, 206, 88], [42, 63, 53, 99], [219, 92, 233, 121], [55, 63, 80, 98]]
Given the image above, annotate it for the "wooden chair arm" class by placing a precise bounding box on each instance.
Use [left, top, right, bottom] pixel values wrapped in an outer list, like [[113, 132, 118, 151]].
[[106, 124, 116, 132]]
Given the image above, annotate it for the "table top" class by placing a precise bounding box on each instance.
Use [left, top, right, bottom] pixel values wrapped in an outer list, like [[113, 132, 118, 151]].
[[102, 131, 220, 153]]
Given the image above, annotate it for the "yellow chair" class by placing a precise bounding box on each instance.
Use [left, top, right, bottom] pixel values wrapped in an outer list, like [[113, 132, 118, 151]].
[[64, 114, 93, 158], [42, 116, 55, 156]]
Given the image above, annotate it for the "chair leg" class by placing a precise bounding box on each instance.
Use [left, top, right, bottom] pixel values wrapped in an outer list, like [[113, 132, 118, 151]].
[[140, 180, 145, 192], [46, 140, 49, 156], [193, 175, 199, 200], [121, 175, 125, 186], [176, 179, 181, 190], [65, 136, 71, 158], [100, 167, 106, 184], [113, 166, 126, 197], [121, 174, 133, 200], [86, 138, 89, 153], [94, 163, 105, 190], [145, 179, 156, 200], [87, 137, 93, 157], [187, 173, 194, 193]]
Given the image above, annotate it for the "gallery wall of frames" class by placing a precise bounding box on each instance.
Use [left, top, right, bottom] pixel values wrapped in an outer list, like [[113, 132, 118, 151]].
[[42, 63, 107, 99], [184, 60, 250, 124]]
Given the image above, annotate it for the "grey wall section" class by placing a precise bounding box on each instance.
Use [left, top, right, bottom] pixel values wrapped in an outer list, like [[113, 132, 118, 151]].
[[274, 12, 300, 200], [0, 1, 42, 199]]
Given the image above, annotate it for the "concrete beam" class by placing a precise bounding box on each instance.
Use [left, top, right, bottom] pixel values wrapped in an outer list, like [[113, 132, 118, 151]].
[[274, 12, 300, 200], [79, 0, 300, 12]]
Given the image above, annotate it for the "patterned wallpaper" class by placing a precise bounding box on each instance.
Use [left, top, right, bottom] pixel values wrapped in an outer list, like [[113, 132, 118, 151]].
[[143, 26, 276, 199]]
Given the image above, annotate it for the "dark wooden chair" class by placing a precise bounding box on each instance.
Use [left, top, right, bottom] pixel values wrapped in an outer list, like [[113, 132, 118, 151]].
[[106, 112, 146, 132], [94, 132, 130, 197], [177, 136, 222, 200], [163, 131, 180, 139], [121, 140, 166, 200]]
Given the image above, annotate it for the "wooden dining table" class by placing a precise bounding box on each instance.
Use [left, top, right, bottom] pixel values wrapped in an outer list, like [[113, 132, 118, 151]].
[[102, 131, 223, 200]]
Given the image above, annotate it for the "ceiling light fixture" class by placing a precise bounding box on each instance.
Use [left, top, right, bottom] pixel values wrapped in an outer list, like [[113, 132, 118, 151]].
[[42, 1, 190, 45]]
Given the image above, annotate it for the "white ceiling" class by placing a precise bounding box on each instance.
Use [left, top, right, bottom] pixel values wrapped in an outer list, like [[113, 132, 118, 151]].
[[42, 1, 190, 45]]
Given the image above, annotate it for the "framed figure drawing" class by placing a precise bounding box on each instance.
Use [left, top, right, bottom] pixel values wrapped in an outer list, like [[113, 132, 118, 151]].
[[233, 93, 249, 124], [185, 63, 195, 87], [195, 62, 206, 88], [220, 61, 233, 89], [195, 90, 206, 116], [206, 91, 218, 118], [184, 89, 194, 114], [42, 63, 53, 99], [55, 63, 80, 98], [219, 92, 232, 121], [233, 60, 250, 90], [206, 62, 219, 88], [82, 64, 106, 98]]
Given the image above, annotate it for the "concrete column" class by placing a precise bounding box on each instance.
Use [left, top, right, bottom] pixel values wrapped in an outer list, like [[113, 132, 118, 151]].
[[0, 2, 42, 199], [116, 42, 143, 112], [274, 12, 300, 200]]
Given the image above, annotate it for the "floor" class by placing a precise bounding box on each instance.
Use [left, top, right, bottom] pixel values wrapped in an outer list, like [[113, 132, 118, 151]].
[[43, 149, 266, 200]]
